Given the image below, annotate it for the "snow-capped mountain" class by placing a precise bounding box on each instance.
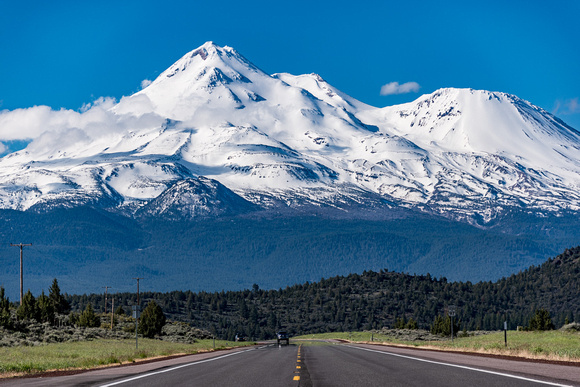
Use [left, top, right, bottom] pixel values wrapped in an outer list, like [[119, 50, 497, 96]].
[[1, 41, 579, 223]]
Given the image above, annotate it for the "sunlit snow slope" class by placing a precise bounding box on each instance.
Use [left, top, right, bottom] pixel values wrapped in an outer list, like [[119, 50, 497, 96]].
[[1, 42, 579, 223]]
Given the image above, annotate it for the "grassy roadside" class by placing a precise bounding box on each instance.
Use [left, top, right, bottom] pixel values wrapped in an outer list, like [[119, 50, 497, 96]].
[[0, 338, 255, 376], [294, 330, 580, 362]]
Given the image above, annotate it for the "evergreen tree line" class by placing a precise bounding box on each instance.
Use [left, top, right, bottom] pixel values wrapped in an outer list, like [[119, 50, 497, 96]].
[[0, 279, 70, 329], [0, 279, 167, 339], [60, 246, 580, 341]]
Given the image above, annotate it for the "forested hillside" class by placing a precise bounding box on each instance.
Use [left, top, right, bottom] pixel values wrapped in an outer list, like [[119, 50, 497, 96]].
[[2, 208, 578, 302], [66, 246, 580, 341]]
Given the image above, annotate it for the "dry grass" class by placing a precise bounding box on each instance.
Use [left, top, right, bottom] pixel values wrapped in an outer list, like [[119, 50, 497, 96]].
[[0, 338, 254, 376], [296, 330, 580, 363]]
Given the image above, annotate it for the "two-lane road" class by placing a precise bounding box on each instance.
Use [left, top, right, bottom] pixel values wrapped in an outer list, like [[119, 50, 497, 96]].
[[100, 344, 300, 387], [2, 342, 578, 386], [302, 343, 578, 386]]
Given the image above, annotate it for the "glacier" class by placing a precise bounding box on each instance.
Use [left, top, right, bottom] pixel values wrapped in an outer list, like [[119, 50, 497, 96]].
[[1, 41, 579, 225]]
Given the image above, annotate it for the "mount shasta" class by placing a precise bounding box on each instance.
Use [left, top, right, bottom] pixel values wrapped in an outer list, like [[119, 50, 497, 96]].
[[0, 42, 579, 297]]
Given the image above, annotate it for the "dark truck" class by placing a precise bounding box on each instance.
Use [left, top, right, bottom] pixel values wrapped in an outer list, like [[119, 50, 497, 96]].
[[276, 330, 289, 345]]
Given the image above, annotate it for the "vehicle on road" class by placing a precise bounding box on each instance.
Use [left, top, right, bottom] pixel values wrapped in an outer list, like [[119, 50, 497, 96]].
[[276, 330, 289, 345]]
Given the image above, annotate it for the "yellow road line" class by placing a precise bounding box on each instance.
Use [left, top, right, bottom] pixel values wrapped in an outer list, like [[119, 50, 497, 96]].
[[293, 344, 303, 382]]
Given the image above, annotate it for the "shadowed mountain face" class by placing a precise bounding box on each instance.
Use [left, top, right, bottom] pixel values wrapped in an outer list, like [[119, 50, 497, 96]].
[[0, 42, 578, 298]]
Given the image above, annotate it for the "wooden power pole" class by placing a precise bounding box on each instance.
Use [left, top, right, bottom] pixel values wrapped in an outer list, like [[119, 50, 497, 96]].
[[132, 277, 144, 350], [132, 277, 144, 307], [102, 286, 112, 314], [11, 243, 32, 305], [111, 297, 115, 329]]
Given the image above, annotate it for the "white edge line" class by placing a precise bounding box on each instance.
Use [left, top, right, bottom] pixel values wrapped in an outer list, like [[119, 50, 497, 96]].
[[346, 345, 574, 387], [99, 346, 268, 387]]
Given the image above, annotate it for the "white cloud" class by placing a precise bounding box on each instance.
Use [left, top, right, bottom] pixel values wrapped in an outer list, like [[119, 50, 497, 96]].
[[0, 95, 166, 157], [27, 127, 92, 155], [552, 97, 580, 115], [115, 94, 156, 116], [141, 79, 153, 89], [380, 81, 421, 96], [0, 105, 77, 141], [567, 98, 580, 113], [80, 96, 117, 113], [0, 97, 121, 143]]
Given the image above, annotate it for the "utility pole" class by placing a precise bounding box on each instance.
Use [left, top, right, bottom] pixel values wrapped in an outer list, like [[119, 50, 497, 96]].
[[11, 243, 32, 305], [102, 286, 112, 314], [132, 278, 144, 307], [132, 277, 144, 350]]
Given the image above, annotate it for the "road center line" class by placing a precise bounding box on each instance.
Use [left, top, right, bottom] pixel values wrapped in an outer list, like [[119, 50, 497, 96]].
[[346, 345, 573, 387], [99, 347, 265, 387]]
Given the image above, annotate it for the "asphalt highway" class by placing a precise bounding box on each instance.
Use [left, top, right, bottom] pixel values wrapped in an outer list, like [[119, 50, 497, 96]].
[[2, 341, 578, 386]]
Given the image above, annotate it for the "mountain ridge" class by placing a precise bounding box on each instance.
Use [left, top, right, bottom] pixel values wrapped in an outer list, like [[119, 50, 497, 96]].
[[0, 42, 579, 226]]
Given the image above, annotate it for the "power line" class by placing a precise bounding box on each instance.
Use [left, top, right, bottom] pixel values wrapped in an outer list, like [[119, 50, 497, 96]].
[[10, 243, 32, 305]]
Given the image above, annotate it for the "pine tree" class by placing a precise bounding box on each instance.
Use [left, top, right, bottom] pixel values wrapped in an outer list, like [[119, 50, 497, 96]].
[[17, 290, 38, 321], [394, 316, 406, 329], [406, 317, 418, 330], [529, 309, 555, 331], [0, 287, 12, 329], [78, 304, 100, 327], [37, 290, 55, 324], [239, 299, 249, 319], [430, 314, 460, 336], [49, 278, 70, 314], [139, 300, 166, 338]]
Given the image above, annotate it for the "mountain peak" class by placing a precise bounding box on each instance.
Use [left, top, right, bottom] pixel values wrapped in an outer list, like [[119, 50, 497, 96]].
[[120, 42, 262, 119], [187, 41, 239, 60], [2, 43, 580, 222], [159, 42, 228, 79], [388, 87, 580, 153]]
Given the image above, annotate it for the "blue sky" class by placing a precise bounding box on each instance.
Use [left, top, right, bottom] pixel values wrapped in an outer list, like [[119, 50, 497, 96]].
[[1, 0, 579, 131]]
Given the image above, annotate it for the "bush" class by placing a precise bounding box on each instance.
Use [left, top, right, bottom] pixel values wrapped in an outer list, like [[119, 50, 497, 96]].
[[139, 301, 166, 338], [560, 322, 580, 332]]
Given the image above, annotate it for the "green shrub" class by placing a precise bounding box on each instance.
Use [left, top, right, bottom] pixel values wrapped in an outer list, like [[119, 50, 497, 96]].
[[138, 301, 166, 338]]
